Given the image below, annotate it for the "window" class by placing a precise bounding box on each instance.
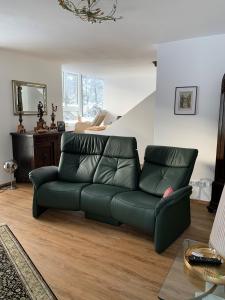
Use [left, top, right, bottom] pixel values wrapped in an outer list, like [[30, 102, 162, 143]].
[[62, 72, 104, 124], [62, 72, 80, 124], [82, 76, 104, 119]]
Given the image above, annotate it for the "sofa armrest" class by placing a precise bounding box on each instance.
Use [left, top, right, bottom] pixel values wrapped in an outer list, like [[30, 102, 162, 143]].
[[29, 166, 58, 190], [155, 186, 192, 216], [154, 186, 192, 253]]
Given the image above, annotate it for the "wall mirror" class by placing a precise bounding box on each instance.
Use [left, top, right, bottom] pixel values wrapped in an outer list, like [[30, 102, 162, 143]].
[[12, 80, 47, 115]]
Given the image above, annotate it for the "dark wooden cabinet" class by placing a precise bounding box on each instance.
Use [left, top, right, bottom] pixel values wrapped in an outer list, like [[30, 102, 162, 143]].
[[208, 74, 225, 212], [11, 132, 62, 182]]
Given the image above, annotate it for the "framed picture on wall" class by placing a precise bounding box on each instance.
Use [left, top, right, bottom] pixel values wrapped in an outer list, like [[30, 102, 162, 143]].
[[174, 86, 198, 115]]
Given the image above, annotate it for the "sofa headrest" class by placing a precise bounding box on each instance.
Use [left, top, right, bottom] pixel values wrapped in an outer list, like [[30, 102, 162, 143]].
[[103, 136, 137, 159], [144, 146, 198, 168], [61, 132, 108, 155]]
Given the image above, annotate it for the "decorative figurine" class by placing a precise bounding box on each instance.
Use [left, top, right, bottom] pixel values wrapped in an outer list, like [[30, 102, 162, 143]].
[[34, 101, 49, 133], [37, 101, 44, 122], [50, 103, 58, 130], [17, 86, 26, 134]]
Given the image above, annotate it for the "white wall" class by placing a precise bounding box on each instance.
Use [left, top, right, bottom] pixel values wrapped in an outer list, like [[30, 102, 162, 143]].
[[95, 93, 155, 163], [155, 34, 225, 201], [0, 49, 63, 184], [103, 70, 156, 116], [62, 62, 156, 116]]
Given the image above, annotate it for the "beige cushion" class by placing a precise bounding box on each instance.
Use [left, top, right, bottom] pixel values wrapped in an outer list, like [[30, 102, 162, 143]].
[[74, 110, 108, 133], [74, 121, 92, 133], [86, 125, 106, 131], [92, 110, 107, 126]]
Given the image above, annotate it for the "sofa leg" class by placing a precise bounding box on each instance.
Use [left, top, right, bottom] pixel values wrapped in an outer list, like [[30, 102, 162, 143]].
[[85, 212, 121, 226], [32, 192, 47, 218], [33, 202, 47, 218]]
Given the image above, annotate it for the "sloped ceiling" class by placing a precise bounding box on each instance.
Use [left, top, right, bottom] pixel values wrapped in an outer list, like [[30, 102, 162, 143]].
[[1, 0, 225, 64]]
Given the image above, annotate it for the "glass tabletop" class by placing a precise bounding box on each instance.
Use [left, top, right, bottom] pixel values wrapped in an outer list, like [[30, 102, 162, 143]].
[[158, 239, 225, 300]]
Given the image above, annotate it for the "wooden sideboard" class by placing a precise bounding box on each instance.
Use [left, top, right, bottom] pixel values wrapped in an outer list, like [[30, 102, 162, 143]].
[[11, 132, 62, 183]]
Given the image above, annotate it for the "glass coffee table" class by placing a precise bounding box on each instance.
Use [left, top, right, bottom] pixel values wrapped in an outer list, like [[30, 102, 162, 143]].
[[159, 240, 225, 300]]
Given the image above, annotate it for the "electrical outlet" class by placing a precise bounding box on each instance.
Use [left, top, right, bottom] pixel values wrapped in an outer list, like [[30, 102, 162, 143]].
[[190, 180, 199, 187], [190, 179, 212, 188]]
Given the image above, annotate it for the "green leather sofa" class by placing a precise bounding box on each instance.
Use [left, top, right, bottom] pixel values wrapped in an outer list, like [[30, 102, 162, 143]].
[[29, 132, 198, 253]]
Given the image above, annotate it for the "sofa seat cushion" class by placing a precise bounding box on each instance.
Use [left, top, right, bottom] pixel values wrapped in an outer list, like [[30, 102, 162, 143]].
[[111, 191, 161, 235], [37, 181, 90, 210], [81, 184, 129, 217]]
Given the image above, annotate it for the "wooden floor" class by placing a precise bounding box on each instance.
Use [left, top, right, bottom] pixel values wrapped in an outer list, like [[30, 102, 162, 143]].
[[0, 184, 215, 300]]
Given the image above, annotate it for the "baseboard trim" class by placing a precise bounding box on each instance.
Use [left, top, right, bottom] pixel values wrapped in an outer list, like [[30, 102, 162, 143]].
[[191, 198, 209, 205], [0, 181, 16, 188]]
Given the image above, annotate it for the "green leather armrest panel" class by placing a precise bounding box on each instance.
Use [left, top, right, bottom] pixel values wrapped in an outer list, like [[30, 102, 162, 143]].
[[29, 166, 58, 189], [154, 186, 192, 253], [155, 186, 192, 216]]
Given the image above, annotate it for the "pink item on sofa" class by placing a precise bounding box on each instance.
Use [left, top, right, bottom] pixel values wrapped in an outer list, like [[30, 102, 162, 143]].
[[163, 186, 174, 198]]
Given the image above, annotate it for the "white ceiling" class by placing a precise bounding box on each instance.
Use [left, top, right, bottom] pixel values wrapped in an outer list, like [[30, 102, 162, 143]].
[[1, 0, 225, 64]]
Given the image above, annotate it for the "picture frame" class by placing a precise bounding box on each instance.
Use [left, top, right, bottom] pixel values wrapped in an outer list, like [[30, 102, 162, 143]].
[[57, 121, 65, 132], [174, 86, 198, 115]]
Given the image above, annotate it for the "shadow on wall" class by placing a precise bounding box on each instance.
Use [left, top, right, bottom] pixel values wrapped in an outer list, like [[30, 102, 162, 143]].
[[97, 92, 156, 163]]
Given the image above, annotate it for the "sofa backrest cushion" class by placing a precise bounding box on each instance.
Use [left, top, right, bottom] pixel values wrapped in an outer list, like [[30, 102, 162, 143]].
[[58, 133, 108, 183], [139, 146, 198, 196], [93, 136, 140, 189]]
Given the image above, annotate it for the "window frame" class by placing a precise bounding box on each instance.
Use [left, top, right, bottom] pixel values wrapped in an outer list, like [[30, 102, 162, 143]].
[[81, 74, 104, 120], [62, 71, 104, 125], [62, 72, 82, 125]]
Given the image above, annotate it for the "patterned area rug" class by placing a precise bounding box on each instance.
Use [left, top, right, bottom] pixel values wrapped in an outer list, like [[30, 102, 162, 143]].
[[0, 225, 57, 300]]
